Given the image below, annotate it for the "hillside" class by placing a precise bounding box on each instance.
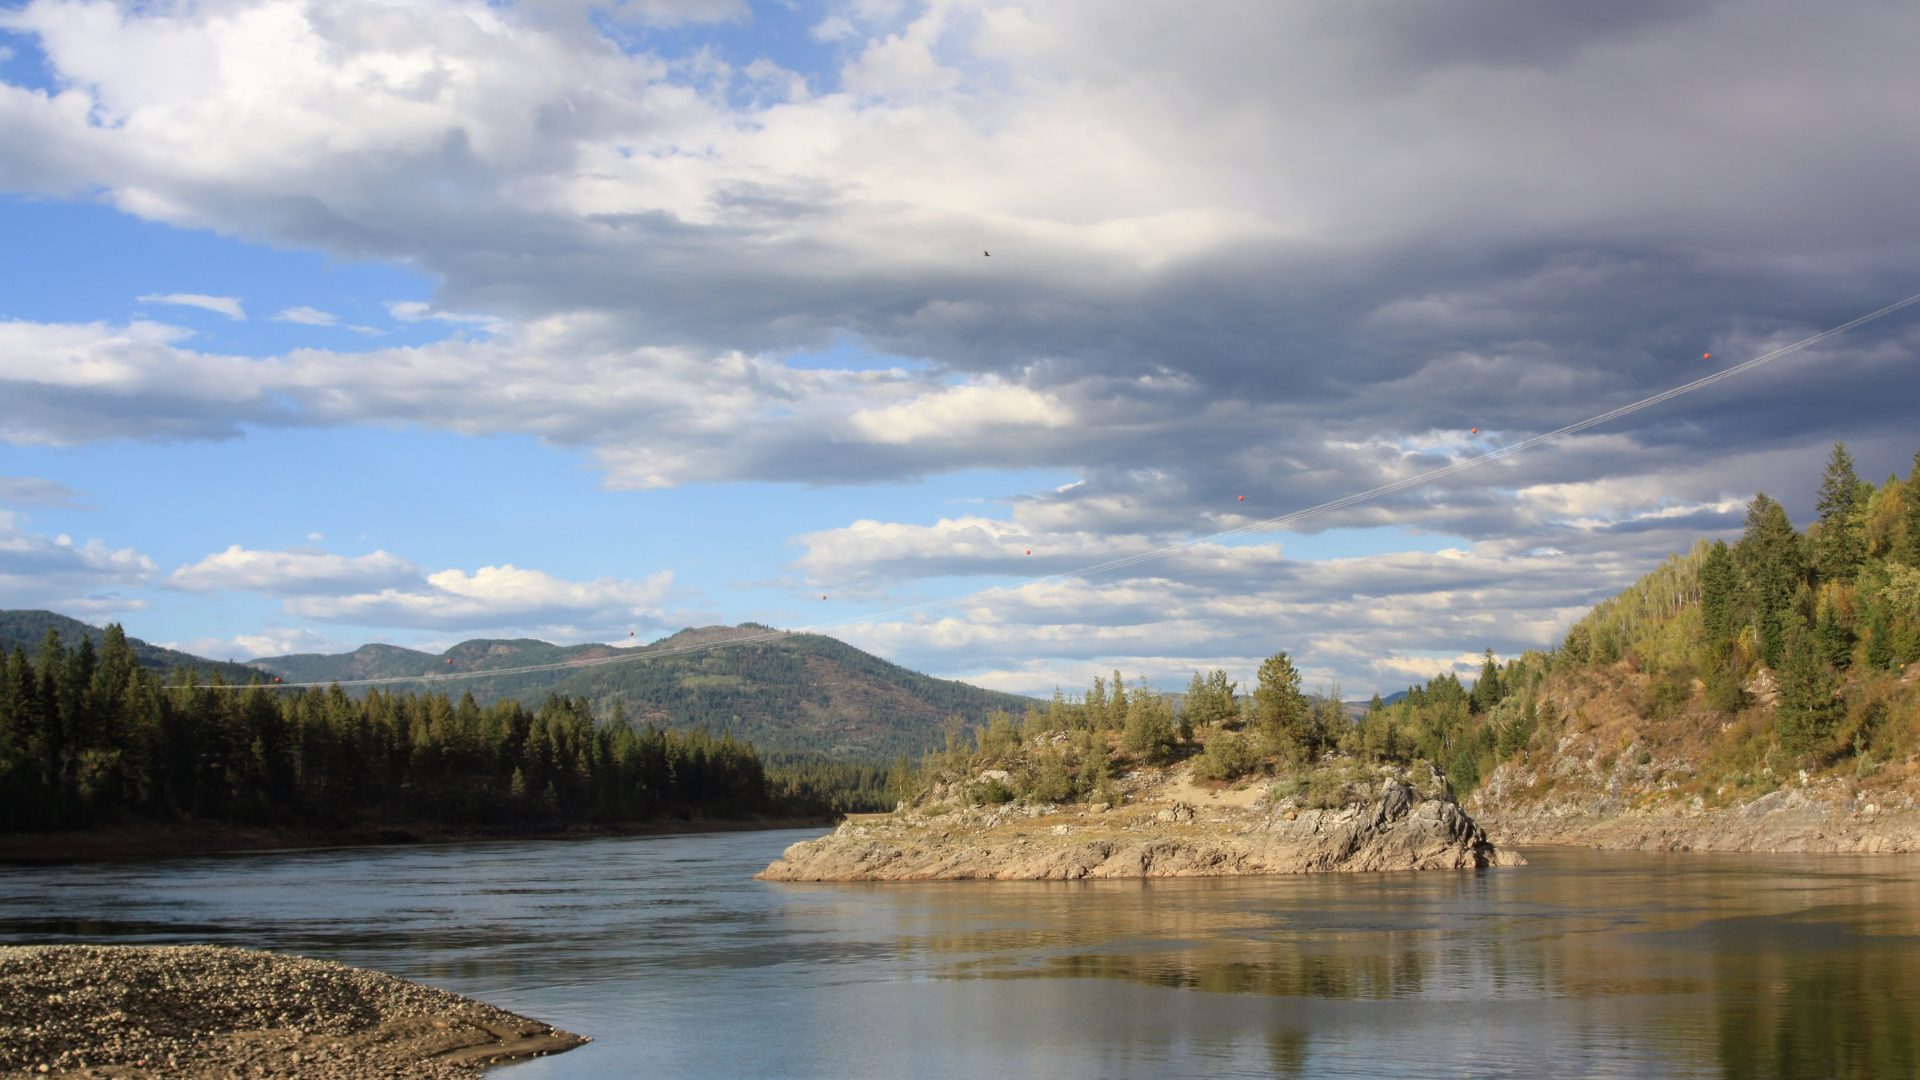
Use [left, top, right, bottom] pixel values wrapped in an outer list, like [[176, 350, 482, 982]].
[[0, 610, 274, 684], [1382, 442, 1920, 851], [256, 624, 1039, 761]]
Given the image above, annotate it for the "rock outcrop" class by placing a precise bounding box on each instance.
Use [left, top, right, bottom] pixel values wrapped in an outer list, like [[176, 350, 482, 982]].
[[758, 764, 1522, 881]]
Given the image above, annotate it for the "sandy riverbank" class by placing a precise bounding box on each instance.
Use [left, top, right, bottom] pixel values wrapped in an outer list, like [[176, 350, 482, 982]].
[[0, 945, 586, 1078]]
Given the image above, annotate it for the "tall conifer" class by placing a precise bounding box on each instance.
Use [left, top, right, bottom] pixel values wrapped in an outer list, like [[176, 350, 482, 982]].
[[1734, 493, 1807, 667], [1700, 539, 1739, 642], [1812, 442, 1866, 581], [1899, 449, 1920, 567]]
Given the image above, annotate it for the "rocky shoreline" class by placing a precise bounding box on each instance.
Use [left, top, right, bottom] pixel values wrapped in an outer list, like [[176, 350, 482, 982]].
[[0, 945, 587, 1078], [1477, 785, 1920, 853], [758, 763, 1522, 881]]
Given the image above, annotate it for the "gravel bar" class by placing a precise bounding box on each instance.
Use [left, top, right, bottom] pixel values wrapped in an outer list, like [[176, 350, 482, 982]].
[[0, 945, 588, 1078]]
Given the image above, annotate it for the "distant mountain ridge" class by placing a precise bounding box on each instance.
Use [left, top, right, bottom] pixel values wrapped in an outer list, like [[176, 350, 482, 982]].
[[255, 623, 1039, 761], [0, 609, 275, 684]]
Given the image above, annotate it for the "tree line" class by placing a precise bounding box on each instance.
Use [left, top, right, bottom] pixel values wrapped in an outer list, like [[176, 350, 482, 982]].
[[0, 624, 893, 833]]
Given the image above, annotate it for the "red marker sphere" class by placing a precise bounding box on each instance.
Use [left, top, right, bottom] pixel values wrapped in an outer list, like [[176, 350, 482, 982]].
[[1238, 495, 1245, 501]]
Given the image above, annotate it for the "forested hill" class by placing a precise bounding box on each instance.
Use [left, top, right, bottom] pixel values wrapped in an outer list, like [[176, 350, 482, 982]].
[[256, 624, 1039, 761], [0, 610, 274, 684], [1347, 441, 1920, 805]]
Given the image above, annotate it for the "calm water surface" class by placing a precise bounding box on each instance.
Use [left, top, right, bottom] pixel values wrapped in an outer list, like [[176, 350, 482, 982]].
[[3, 831, 1917, 1079]]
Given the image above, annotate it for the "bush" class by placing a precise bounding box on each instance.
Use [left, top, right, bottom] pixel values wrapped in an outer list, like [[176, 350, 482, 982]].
[[967, 778, 1014, 805], [1122, 690, 1178, 764], [1192, 732, 1259, 781]]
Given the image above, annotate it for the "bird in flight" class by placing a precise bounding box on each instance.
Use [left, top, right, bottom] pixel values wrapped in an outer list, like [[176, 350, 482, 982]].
[[983, 250, 990, 256]]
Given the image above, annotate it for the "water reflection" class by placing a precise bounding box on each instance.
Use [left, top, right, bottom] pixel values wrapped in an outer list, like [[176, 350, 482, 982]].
[[3, 835, 1919, 1078]]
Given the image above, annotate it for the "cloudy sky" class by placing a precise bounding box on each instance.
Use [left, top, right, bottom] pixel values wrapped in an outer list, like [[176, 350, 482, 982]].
[[4, 0, 1920, 697]]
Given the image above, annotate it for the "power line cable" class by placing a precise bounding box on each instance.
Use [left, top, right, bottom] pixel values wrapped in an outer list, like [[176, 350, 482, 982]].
[[191, 290, 1920, 691]]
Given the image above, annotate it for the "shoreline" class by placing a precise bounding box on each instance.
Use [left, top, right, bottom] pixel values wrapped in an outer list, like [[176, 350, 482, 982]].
[[1478, 800, 1920, 854], [0, 815, 835, 865], [758, 763, 1521, 881], [0, 944, 586, 1078]]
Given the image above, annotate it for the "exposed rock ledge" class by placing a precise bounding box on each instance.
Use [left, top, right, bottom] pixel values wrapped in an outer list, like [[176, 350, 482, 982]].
[[1477, 785, 1920, 854], [759, 765, 1522, 881]]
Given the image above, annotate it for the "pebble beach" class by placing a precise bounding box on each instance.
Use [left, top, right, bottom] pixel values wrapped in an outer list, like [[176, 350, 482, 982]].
[[0, 945, 587, 1078]]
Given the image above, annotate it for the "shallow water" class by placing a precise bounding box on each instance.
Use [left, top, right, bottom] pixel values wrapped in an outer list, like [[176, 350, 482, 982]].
[[4, 831, 1918, 1079]]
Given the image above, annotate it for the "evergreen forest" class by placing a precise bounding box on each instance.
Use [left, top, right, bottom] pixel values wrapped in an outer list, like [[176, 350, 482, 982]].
[[0, 624, 893, 832]]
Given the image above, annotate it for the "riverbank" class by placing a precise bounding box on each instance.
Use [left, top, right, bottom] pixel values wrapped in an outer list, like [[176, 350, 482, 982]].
[[0, 815, 837, 865], [0, 944, 586, 1078], [1478, 788, 1920, 852], [759, 762, 1521, 880]]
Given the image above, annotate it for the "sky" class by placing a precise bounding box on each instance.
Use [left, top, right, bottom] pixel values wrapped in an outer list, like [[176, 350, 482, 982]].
[[3, 0, 1920, 699]]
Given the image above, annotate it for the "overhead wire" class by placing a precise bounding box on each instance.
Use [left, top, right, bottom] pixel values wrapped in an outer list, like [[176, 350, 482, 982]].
[[191, 290, 1920, 691]]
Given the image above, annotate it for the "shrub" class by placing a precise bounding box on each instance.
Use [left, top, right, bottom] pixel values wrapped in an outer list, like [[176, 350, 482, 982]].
[[1192, 732, 1259, 781]]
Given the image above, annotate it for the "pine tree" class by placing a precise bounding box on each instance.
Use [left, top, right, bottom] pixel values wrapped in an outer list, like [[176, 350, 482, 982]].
[[1775, 623, 1839, 750], [1812, 442, 1866, 582], [1813, 590, 1853, 668], [1253, 651, 1309, 760], [1121, 682, 1176, 764], [1469, 649, 1502, 713], [1085, 676, 1107, 731], [1734, 493, 1807, 667], [1700, 539, 1739, 642], [1898, 449, 1920, 567]]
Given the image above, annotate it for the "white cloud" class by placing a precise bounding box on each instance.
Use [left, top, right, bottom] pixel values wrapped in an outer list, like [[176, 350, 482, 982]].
[[273, 305, 337, 326], [0, 510, 155, 616], [165, 541, 677, 633], [286, 563, 677, 631], [386, 302, 499, 329], [164, 627, 352, 659], [136, 294, 246, 320], [169, 545, 424, 595]]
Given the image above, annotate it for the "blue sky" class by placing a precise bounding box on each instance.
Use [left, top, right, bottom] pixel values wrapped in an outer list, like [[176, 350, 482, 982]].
[[4, 0, 1920, 695]]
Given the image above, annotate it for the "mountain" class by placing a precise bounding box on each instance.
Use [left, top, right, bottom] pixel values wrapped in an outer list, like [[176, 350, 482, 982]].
[[1344, 689, 1409, 718], [0, 609, 276, 684], [256, 623, 1040, 761]]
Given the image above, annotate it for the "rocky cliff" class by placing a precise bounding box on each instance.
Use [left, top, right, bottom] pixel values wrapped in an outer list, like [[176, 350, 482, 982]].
[[758, 762, 1521, 881]]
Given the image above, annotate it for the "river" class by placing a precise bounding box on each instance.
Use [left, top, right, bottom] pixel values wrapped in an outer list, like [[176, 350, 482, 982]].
[[3, 829, 1917, 1078]]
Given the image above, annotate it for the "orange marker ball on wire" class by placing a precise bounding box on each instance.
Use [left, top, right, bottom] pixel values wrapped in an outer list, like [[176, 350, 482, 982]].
[[1703, 353, 1711, 359], [1238, 495, 1245, 501]]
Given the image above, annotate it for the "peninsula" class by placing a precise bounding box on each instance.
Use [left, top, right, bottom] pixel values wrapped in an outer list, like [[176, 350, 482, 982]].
[[759, 759, 1519, 880]]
